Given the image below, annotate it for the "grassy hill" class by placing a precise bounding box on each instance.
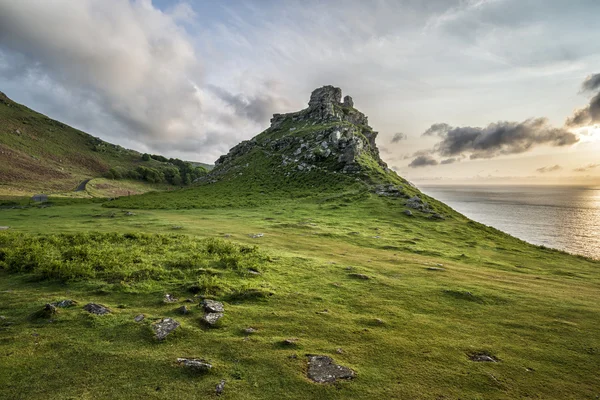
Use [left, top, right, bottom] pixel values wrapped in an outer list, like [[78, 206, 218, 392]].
[[0, 87, 598, 399], [0, 91, 210, 196]]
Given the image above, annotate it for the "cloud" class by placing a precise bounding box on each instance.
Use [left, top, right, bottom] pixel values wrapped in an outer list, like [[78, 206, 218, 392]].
[[422, 123, 452, 137], [408, 155, 439, 168], [574, 163, 600, 172], [420, 118, 578, 159], [536, 164, 562, 173], [581, 73, 600, 92], [0, 0, 289, 162], [440, 158, 458, 165], [566, 73, 600, 127], [390, 132, 407, 143]]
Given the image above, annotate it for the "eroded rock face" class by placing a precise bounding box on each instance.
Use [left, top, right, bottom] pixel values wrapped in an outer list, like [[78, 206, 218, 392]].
[[307, 355, 355, 383], [207, 85, 387, 181], [83, 303, 110, 315], [153, 318, 180, 340]]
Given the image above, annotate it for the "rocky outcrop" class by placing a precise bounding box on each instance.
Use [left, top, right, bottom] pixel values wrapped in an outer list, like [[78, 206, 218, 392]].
[[209, 85, 388, 179]]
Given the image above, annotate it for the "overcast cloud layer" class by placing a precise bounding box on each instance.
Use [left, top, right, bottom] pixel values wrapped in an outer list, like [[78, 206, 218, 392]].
[[1, 0, 599, 179]]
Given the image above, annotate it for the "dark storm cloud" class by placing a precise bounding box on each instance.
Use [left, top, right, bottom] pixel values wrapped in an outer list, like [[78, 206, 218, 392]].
[[574, 163, 600, 172], [566, 73, 600, 127], [420, 118, 578, 159], [581, 73, 600, 92], [536, 165, 562, 173], [390, 132, 407, 143], [408, 155, 439, 168]]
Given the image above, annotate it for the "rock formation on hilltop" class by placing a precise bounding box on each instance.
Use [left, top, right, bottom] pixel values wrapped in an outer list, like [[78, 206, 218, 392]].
[[210, 85, 391, 178]]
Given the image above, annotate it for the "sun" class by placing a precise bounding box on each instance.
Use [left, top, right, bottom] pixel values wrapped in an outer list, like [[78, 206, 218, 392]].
[[577, 125, 600, 143]]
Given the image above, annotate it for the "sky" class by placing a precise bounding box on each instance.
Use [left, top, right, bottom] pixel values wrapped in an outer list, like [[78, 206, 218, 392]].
[[1, 0, 599, 185]]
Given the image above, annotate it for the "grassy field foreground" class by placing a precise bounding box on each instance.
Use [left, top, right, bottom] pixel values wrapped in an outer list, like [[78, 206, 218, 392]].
[[0, 195, 598, 400]]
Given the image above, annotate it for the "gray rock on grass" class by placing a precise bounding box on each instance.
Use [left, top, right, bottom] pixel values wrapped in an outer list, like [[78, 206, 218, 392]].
[[216, 379, 226, 396], [153, 318, 180, 340], [307, 355, 355, 383], [52, 299, 77, 308], [134, 314, 145, 322], [163, 294, 178, 303], [202, 313, 223, 326], [83, 303, 110, 315], [201, 299, 224, 313], [177, 358, 212, 371]]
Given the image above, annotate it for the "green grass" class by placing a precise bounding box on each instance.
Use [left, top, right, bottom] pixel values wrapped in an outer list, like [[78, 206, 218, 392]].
[[0, 194, 598, 399], [0, 92, 207, 196]]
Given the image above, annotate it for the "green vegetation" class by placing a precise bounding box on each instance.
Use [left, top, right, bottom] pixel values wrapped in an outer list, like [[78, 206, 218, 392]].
[[1, 89, 598, 399], [0, 92, 210, 196], [0, 193, 598, 399]]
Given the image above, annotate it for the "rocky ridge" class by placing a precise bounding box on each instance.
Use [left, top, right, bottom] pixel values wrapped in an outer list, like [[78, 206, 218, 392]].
[[201, 85, 445, 218], [208, 85, 390, 178]]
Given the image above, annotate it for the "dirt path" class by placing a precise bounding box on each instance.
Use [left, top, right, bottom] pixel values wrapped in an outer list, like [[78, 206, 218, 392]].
[[75, 178, 91, 192]]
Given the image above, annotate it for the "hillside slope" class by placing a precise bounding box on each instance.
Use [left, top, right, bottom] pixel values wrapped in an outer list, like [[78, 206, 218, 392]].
[[0, 91, 210, 196], [109, 86, 445, 214]]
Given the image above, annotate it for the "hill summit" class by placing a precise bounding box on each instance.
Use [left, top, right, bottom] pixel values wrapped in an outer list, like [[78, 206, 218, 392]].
[[207, 86, 398, 185]]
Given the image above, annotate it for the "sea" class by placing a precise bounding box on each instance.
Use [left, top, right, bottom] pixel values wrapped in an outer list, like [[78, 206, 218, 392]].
[[419, 185, 600, 260]]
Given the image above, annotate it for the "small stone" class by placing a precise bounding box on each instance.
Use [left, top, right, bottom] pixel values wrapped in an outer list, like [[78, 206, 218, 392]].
[[216, 379, 226, 396], [52, 299, 77, 308], [177, 305, 189, 315], [375, 318, 385, 325], [283, 338, 298, 345], [0, 226, 9, 230], [177, 358, 212, 372], [153, 318, 180, 340], [469, 352, 498, 362], [83, 303, 110, 315], [307, 355, 355, 383], [202, 299, 224, 313], [336, 348, 344, 354], [164, 294, 178, 303], [184, 298, 194, 303], [427, 267, 445, 271], [202, 313, 223, 326], [248, 269, 261, 275], [134, 314, 145, 322], [124, 212, 135, 216], [243, 327, 258, 334], [44, 303, 57, 315], [249, 233, 264, 238], [403, 210, 413, 217], [348, 273, 370, 280]]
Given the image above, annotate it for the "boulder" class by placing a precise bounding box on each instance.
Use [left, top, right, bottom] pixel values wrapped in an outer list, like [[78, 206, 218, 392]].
[[177, 358, 212, 372], [216, 379, 226, 396], [343, 95, 354, 108], [202, 313, 223, 326], [52, 299, 77, 308], [307, 355, 355, 383], [163, 294, 178, 303], [83, 303, 110, 315], [201, 299, 225, 313], [153, 318, 180, 340]]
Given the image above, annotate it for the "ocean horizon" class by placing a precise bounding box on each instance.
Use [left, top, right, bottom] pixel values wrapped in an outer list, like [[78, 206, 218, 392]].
[[419, 184, 600, 260]]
